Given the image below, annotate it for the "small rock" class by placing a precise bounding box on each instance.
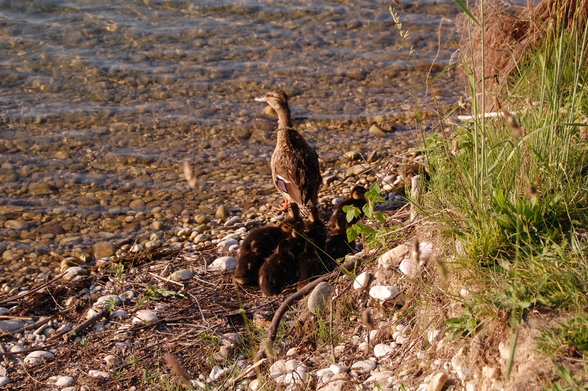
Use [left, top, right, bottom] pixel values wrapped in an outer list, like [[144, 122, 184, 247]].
[[427, 329, 440, 344], [0, 320, 26, 333], [208, 256, 237, 272], [365, 371, 395, 386], [215, 205, 228, 220], [4, 220, 29, 230], [217, 238, 239, 252], [48, 375, 75, 387], [94, 295, 122, 309], [399, 256, 417, 277], [346, 163, 371, 177], [427, 372, 448, 391], [88, 370, 110, 379], [369, 285, 400, 301], [350, 359, 376, 373], [318, 379, 347, 391], [170, 269, 193, 281], [0, 377, 9, 387], [373, 343, 394, 358], [63, 266, 87, 280], [104, 355, 121, 368], [269, 359, 308, 385], [208, 365, 230, 382], [132, 310, 158, 324], [110, 310, 129, 319], [151, 220, 164, 230], [224, 216, 242, 226], [377, 244, 409, 267], [307, 282, 335, 315], [93, 241, 116, 259], [0, 308, 8, 315], [24, 350, 54, 365], [459, 288, 470, 298], [353, 272, 371, 290], [368, 124, 386, 136]]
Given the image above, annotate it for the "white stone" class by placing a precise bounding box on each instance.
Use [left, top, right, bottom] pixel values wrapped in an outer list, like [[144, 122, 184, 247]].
[[417, 351, 426, 359], [24, 350, 54, 365], [228, 244, 240, 252], [350, 359, 376, 372], [395, 324, 407, 332], [377, 244, 410, 268], [86, 308, 102, 320], [373, 343, 394, 358], [329, 364, 346, 374], [224, 216, 242, 226], [217, 238, 239, 252], [369, 285, 400, 301], [316, 367, 334, 378], [104, 355, 121, 368], [63, 266, 87, 280], [94, 295, 122, 309], [399, 257, 417, 277], [353, 272, 371, 290], [0, 377, 9, 387], [395, 335, 409, 344], [418, 242, 433, 261], [427, 372, 448, 391], [88, 370, 110, 379], [466, 380, 477, 391], [208, 365, 230, 382], [9, 345, 25, 353], [48, 375, 74, 387], [132, 310, 158, 324], [170, 269, 193, 281], [427, 329, 440, 344], [208, 256, 237, 271], [286, 348, 298, 357], [460, 288, 470, 298], [364, 371, 395, 386], [269, 359, 308, 385], [130, 244, 144, 252]]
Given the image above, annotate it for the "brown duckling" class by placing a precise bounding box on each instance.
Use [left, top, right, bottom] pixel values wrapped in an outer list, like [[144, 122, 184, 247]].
[[328, 185, 367, 232], [234, 204, 304, 287], [296, 205, 329, 287], [258, 206, 305, 296], [255, 89, 322, 213], [324, 185, 368, 261]]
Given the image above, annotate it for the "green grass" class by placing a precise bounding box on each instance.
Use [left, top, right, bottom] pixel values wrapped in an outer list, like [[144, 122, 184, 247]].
[[420, 7, 587, 386]]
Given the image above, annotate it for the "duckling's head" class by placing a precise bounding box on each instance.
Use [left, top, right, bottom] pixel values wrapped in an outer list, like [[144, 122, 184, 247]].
[[255, 89, 288, 111], [351, 185, 368, 200]]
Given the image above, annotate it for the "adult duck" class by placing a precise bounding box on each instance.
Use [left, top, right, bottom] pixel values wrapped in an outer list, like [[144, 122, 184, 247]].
[[255, 89, 322, 213]]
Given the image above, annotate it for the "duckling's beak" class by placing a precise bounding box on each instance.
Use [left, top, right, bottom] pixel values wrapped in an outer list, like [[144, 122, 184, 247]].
[[254, 95, 267, 102]]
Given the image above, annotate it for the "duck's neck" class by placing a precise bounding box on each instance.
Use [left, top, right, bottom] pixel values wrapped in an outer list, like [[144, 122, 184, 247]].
[[275, 103, 292, 129]]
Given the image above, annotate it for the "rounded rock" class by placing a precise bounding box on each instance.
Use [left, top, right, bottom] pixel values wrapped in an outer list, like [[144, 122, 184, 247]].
[[369, 285, 400, 301], [132, 310, 158, 324], [170, 269, 193, 282], [307, 282, 335, 315], [48, 375, 75, 387], [207, 256, 237, 272]]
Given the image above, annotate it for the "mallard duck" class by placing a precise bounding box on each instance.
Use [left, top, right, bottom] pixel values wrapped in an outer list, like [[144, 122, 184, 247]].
[[327, 185, 368, 232], [255, 89, 322, 212], [325, 185, 368, 260], [296, 205, 329, 288], [234, 204, 304, 287], [258, 205, 305, 296]]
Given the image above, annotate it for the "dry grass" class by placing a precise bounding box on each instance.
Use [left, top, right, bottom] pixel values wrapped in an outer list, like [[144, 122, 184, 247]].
[[460, 0, 588, 110]]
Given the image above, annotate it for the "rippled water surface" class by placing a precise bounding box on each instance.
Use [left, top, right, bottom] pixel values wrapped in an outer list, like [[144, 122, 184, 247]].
[[0, 0, 463, 267]]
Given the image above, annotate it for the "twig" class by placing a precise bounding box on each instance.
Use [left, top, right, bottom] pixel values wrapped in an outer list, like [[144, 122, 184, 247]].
[[148, 272, 185, 288], [254, 256, 364, 361], [0, 272, 66, 306], [49, 309, 108, 341]]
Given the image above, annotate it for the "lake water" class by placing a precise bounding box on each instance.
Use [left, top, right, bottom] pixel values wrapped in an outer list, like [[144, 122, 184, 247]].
[[0, 0, 463, 273]]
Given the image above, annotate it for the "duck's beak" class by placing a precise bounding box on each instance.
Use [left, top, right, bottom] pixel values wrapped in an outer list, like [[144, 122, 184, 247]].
[[254, 95, 267, 102]]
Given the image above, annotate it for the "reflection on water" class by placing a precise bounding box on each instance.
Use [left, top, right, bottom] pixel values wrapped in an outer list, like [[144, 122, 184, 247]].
[[0, 0, 462, 259]]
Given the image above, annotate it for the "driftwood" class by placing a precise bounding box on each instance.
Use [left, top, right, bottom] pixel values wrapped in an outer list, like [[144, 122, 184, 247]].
[[254, 255, 363, 361]]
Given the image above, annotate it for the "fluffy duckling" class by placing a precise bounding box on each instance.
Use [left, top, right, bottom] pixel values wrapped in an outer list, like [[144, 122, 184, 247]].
[[258, 207, 305, 296], [255, 89, 322, 213], [327, 185, 367, 232], [234, 204, 304, 286], [325, 185, 368, 260], [296, 205, 329, 287]]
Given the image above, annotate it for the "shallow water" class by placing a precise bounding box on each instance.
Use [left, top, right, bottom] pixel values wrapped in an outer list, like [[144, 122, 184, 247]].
[[0, 0, 463, 266]]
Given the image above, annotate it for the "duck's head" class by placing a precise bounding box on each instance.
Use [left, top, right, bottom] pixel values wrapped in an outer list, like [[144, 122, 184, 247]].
[[351, 185, 368, 200], [255, 89, 289, 111]]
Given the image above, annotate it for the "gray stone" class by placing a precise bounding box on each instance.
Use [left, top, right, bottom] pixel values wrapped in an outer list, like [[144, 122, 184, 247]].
[[170, 269, 193, 281], [48, 375, 75, 387], [0, 320, 26, 333], [350, 359, 376, 373], [132, 310, 158, 324], [0, 377, 9, 387], [307, 282, 335, 315]]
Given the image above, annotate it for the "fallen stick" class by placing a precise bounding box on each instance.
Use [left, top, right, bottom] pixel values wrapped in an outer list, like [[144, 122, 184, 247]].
[[253, 255, 364, 361]]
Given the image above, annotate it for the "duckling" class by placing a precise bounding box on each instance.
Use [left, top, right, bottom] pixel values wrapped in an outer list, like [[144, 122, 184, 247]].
[[324, 186, 368, 260], [234, 204, 304, 287], [255, 89, 322, 213], [296, 205, 329, 287], [327, 185, 368, 231], [258, 205, 305, 296]]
